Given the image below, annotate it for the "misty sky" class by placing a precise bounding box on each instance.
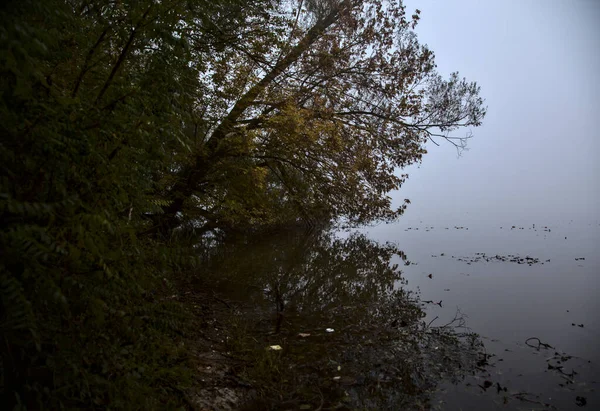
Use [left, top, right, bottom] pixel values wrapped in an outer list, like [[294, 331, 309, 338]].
[[392, 0, 600, 226]]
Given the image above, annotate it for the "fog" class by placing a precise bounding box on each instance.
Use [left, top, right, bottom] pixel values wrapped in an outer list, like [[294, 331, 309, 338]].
[[394, 0, 600, 227]]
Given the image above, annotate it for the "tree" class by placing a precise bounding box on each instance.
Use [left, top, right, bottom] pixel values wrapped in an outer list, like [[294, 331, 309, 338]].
[[0, 0, 485, 406], [152, 0, 486, 234], [0, 0, 270, 407]]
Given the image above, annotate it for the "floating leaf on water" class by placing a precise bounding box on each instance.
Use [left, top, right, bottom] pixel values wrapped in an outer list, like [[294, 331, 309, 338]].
[[267, 345, 282, 351]]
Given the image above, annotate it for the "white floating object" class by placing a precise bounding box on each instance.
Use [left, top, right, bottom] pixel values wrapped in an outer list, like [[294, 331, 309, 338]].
[[325, 328, 335, 333], [333, 376, 341, 381], [267, 345, 282, 351], [298, 333, 311, 338]]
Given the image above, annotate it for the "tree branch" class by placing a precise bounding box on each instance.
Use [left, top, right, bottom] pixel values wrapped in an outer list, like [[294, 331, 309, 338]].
[[95, 5, 152, 105], [72, 26, 111, 98], [206, 0, 355, 149]]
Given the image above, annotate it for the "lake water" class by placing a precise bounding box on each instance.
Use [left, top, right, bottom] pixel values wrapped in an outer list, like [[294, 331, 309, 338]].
[[357, 218, 600, 410], [200, 218, 600, 410]]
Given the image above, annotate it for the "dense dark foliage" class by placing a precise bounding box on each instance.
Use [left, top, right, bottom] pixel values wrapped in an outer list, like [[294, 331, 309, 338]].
[[0, 0, 484, 408]]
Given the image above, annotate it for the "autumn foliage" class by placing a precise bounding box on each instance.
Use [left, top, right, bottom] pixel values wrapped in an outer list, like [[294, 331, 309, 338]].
[[0, 0, 484, 407]]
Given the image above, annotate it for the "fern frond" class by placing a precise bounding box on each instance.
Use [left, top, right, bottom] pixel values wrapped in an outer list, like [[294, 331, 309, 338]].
[[0, 271, 40, 350]]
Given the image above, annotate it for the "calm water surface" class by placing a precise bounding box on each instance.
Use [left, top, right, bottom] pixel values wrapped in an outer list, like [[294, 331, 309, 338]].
[[200, 219, 599, 409], [358, 219, 600, 409]]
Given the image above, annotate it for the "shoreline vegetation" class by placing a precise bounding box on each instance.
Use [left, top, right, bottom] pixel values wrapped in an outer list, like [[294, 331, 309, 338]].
[[1, 0, 486, 409]]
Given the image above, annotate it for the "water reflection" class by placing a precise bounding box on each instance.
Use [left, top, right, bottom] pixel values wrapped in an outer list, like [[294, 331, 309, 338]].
[[359, 220, 600, 410], [198, 228, 487, 410]]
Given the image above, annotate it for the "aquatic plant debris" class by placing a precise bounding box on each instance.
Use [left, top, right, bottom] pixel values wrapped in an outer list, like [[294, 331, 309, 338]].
[[452, 253, 542, 265], [267, 345, 282, 351], [525, 337, 554, 351]]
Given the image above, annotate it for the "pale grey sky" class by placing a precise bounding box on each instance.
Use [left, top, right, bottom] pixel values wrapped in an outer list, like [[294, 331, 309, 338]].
[[393, 0, 600, 226]]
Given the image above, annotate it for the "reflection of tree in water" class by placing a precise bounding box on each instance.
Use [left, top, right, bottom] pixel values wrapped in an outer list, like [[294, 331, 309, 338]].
[[205, 228, 408, 314], [201, 228, 486, 410]]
